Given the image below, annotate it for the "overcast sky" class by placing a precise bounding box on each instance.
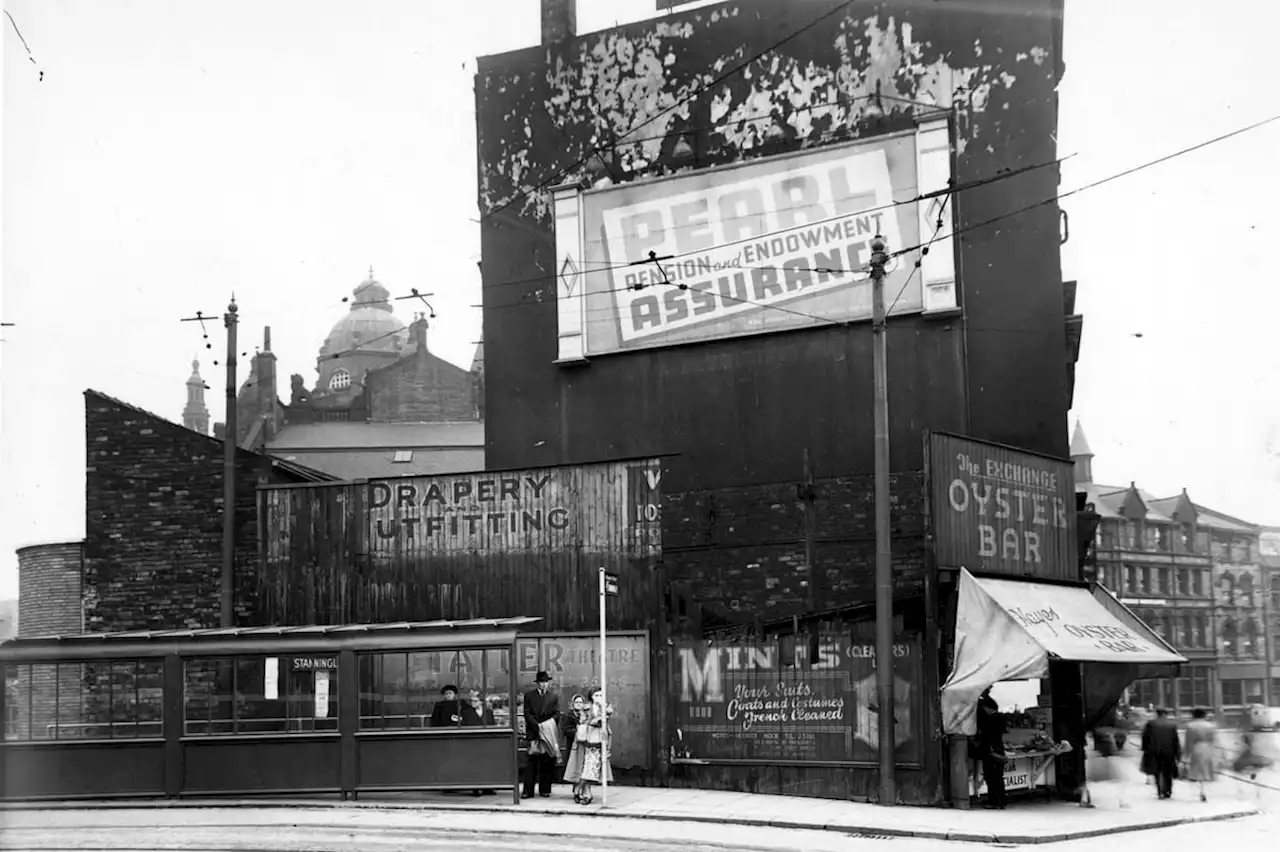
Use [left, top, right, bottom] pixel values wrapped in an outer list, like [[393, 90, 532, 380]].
[[2, 0, 1278, 601]]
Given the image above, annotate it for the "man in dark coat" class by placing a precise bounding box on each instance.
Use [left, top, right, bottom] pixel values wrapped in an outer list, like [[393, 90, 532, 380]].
[[1141, 708, 1181, 799], [522, 670, 560, 799], [975, 688, 1007, 809]]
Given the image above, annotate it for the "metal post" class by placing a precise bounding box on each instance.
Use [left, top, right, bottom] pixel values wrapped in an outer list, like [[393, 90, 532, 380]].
[[870, 235, 896, 806], [221, 297, 239, 628], [598, 566, 609, 808]]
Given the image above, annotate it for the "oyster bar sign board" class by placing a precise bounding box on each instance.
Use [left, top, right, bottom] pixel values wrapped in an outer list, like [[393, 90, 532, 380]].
[[928, 432, 1079, 581], [552, 123, 956, 360]]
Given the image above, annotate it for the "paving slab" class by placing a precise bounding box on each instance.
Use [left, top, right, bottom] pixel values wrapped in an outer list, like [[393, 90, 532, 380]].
[[0, 777, 1260, 845]]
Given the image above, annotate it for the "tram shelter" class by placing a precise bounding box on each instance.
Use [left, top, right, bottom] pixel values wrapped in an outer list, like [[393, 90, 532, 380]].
[[0, 618, 536, 802]]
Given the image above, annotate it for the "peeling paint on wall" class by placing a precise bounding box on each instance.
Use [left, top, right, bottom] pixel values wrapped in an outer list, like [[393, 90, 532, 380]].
[[476, 0, 1060, 223]]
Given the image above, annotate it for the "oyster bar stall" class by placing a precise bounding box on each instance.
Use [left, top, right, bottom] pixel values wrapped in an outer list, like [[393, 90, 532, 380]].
[[939, 569, 1186, 804], [927, 434, 1185, 806]]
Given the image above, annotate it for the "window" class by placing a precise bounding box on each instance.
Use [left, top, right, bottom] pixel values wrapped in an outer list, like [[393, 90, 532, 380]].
[[1218, 572, 1237, 606], [328, 369, 351, 391], [1238, 574, 1256, 607], [1222, 679, 1244, 707], [1222, 619, 1238, 658], [1125, 565, 1138, 594], [1244, 679, 1265, 706], [1153, 567, 1167, 595], [1140, 566, 1152, 594], [183, 655, 338, 736], [1100, 523, 1119, 551], [1120, 523, 1135, 550], [392, 450, 414, 463], [1177, 568, 1191, 597], [358, 649, 510, 731], [1196, 530, 1211, 553], [1154, 525, 1169, 552], [1193, 570, 1206, 597], [1242, 620, 1261, 658], [1195, 615, 1208, 649], [3, 660, 162, 742]]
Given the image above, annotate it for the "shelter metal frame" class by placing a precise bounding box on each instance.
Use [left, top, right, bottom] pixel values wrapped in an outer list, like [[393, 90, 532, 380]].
[[0, 618, 537, 803]]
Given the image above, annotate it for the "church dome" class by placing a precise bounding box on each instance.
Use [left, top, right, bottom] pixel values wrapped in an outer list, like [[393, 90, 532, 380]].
[[320, 269, 408, 358]]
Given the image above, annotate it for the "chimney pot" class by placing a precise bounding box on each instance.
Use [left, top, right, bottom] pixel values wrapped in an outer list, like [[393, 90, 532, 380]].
[[541, 0, 577, 45]]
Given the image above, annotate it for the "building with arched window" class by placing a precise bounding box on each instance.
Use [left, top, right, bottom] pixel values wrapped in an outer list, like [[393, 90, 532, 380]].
[[198, 270, 486, 480], [1073, 422, 1273, 720]]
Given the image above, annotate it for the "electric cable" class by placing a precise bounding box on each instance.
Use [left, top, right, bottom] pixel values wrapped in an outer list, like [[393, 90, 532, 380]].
[[480, 0, 861, 224]]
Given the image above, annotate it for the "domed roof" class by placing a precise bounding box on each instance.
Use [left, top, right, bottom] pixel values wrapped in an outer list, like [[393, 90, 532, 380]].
[[320, 268, 408, 358]]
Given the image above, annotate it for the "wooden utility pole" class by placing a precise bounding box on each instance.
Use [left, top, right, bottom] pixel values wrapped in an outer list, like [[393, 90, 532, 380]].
[[870, 235, 896, 806], [221, 297, 239, 628]]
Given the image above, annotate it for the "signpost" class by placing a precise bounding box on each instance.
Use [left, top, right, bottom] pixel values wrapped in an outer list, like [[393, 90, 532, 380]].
[[599, 569, 618, 806]]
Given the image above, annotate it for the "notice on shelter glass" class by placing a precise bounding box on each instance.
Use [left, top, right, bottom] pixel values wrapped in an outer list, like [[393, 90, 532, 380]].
[[265, 657, 279, 701], [314, 670, 330, 718]]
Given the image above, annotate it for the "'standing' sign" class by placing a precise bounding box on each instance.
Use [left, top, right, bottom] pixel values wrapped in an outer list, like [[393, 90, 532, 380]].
[[929, 433, 1079, 580]]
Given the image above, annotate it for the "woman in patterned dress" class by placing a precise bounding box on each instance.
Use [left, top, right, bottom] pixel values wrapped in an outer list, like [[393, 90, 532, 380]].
[[577, 686, 615, 805], [561, 695, 588, 802]]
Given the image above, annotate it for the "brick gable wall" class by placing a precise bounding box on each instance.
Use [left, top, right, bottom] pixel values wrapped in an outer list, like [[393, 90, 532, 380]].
[[367, 350, 478, 422]]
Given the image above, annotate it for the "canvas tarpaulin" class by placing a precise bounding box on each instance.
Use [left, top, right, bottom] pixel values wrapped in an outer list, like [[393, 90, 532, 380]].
[[941, 569, 1186, 736]]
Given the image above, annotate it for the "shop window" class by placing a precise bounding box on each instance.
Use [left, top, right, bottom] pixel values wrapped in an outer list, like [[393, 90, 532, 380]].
[[1222, 680, 1244, 707], [1244, 679, 1265, 705], [1192, 670, 1211, 708], [184, 655, 338, 736], [358, 648, 510, 731], [3, 660, 163, 742]]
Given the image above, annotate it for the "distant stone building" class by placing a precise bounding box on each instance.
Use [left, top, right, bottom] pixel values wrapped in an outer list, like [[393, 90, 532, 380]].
[[1072, 423, 1274, 719], [182, 359, 211, 435], [209, 270, 485, 479]]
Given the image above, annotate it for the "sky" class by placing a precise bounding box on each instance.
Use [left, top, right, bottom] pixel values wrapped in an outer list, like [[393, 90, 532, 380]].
[[2, 0, 1278, 602]]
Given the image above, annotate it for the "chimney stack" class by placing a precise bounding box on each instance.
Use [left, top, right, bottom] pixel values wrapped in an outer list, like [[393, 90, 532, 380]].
[[541, 0, 577, 46], [257, 326, 278, 442]]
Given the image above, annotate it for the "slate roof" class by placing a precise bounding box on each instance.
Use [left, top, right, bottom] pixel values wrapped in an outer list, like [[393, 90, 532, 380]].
[[264, 421, 485, 481]]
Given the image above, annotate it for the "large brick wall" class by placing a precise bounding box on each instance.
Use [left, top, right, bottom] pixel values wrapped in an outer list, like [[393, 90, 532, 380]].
[[664, 473, 928, 626], [82, 391, 310, 633], [14, 542, 84, 739], [367, 347, 479, 422]]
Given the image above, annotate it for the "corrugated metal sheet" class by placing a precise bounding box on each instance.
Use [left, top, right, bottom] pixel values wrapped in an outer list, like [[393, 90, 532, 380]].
[[258, 459, 664, 631], [927, 433, 1078, 582]]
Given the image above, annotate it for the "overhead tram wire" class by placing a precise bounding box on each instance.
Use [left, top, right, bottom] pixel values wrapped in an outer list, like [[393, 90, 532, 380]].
[[479, 0, 861, 224], [477, 110, 1280, 331], [887, 110, 1280, 262], [479, 153, 1073, 296]]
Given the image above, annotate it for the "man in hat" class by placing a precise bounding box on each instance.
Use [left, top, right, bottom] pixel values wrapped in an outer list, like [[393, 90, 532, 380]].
[[522, 670, 560, 799], [1141, 707, 1181, 799]]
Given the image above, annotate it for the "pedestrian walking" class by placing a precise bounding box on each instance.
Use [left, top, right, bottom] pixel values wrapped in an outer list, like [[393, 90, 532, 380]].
[[1140, 708, 1181, 800], [575, 686, 614, 806], [1183, 708, 1218, 802], [974, 688, 1007, 810], [522, 671, 561, 799], [1230, 732, 1273, 799]]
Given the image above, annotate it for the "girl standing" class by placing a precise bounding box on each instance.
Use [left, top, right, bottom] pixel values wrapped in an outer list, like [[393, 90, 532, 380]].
[[561, 695, 588, 802], [577, 686, 614, 805]]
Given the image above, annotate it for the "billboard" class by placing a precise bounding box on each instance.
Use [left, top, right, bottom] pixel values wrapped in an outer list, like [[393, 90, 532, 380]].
[[362, 459, 662, 557], [515, 633, 651, 770], [671, 634, 923, 765], [578, 132, 924, 355], [928, 433, 1079, 581]]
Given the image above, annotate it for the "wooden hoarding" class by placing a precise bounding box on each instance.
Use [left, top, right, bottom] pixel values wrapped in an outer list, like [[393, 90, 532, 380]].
[[671, 634, 924, 765], [257, 459, 663, 631], [927, 432, 1079, 581]]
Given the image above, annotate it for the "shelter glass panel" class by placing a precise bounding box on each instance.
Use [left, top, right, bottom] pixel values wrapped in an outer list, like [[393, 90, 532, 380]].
[[184, 655, 337, 736], [358, 649, 508, 731], [4, 660, 162, 741]]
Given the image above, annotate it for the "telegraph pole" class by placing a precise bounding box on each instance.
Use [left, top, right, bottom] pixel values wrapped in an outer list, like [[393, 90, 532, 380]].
[[870, 235, 896, 806], [221, 297, 239, 628]]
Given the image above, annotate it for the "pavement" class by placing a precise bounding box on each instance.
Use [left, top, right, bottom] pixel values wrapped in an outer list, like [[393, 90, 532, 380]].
[[1, 770, 1267, 847]]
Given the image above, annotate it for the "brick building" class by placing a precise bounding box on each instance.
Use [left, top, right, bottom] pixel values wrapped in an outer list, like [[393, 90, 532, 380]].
[[11, 542, 83, 741], [1073, 423, 1275, 719], [227, 271, 486, 478], [471, 0, 1081, 802]]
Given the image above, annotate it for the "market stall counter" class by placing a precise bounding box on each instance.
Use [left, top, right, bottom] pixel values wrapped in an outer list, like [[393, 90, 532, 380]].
[[942, 569, 1186, 808]]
